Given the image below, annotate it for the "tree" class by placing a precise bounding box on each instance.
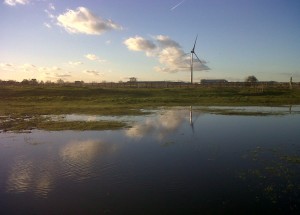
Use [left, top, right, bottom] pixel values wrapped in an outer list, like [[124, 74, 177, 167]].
[[57, 79, 64, 85], [21, 79, 29, 85], [30, 79, 38, 85], [245, 75, 258, 83]]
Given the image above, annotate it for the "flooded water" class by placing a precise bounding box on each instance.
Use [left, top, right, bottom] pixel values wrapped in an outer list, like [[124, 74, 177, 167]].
[[0, 106, 300, 214]]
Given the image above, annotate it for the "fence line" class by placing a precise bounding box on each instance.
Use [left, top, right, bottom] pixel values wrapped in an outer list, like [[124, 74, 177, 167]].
[[1, 81, 299, 89]]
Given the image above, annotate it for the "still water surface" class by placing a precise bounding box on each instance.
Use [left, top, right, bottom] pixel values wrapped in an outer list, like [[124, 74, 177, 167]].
[[0, 106, 300, 214]]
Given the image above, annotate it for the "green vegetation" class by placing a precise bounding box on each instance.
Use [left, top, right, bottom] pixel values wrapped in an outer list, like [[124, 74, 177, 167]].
[[0, 86, 299, 131], [0, 115, 126, 131], [239, 146, 300, 208]]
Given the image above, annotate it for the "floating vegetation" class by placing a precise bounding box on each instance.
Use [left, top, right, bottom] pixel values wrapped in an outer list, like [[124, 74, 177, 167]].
[[0, 115, 127, 132], [238, 145, 300, 212], [280, 155, 300, 164], [195, 106, 300, 116]]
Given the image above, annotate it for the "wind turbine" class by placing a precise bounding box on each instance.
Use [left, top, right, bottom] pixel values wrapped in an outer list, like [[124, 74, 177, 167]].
[[190, 35, 202, 84]]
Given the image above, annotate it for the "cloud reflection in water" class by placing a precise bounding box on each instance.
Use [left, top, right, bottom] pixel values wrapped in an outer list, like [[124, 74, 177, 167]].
[[6, 157, 53, 198], [6, 138, 118, 197], [126, 110, 187, 140], [60, 139, 118, 181]]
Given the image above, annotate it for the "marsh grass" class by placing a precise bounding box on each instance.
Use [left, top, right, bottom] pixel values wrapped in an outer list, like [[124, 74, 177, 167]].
[[0, 115, 126, 131]]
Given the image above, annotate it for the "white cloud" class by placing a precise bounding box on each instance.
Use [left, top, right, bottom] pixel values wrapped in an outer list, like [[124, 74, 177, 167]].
[[38, 66, 72, 80], [4, 0, 29, 6], [44, 6, 56, 29], [0, 63, 15, 73], [42, 72, 71, 81], [57, 7, 122, 35], [84, 70, 102, 76], [20, 63, 36, 72], [124, 35, 210, 73], [0, 62, 74, 81], [68, 61, 83, 66], [44, 9, 55, 19], [154, 47, 188, 73], [123, 36, 156, 53], [156, 35, 181, 48], [85, 54, 98, 61], [85, 54, 106, 63], [55, 73, 71, 78], [38, 66, 61, 72], [48, 3, 55, 10], [0, 63, 13, 67], [43, 22, 52, 28]]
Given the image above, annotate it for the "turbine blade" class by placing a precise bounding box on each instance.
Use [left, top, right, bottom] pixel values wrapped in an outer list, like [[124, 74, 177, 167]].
[[194, 52, 202, 64], [192, 35, 198, 52]]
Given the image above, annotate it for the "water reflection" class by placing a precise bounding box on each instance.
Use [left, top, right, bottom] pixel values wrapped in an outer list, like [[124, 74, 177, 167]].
[[60, 139, 118, 181], [7, 158, 33, 193], [5, 137, 119, 197], [126, 109, 187, 140], [6, 156, 53, 197], [1, 106, 300, 215]]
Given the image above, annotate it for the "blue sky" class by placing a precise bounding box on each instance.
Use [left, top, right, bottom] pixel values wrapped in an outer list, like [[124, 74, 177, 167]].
[[1, 0, 300, 83]]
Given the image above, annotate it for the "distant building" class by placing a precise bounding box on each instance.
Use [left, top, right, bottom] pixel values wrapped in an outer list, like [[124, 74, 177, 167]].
[[74, 81, 84, 86], [200, 79, 228, 84]]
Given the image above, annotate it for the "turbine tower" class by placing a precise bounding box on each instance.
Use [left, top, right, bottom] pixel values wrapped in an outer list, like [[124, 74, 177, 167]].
[[190, 35, 202, 84]]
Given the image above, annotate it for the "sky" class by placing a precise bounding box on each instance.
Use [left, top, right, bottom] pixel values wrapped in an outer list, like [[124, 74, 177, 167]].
[[1, 0, 300, 83]]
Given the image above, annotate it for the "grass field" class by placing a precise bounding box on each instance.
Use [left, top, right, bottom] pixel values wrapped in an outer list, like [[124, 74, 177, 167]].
[[1, 86, 299, 131]]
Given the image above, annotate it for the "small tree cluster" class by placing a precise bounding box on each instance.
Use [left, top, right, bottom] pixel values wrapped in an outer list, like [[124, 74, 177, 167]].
[[245, 75, 258, 83]]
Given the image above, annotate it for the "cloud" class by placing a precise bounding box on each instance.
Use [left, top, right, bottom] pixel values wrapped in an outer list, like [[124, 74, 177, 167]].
[[84, 70, 102, 76], [156, 35, 181, 48], [45, 9, 55, 19], [85, 54, 98, 61], [68, 61, 83, 66], [44, 5, 56, 29], [57, 7, 122, 35], [42, 72, 71, 81], [55, 73, 71, 78], [4, 0, 29, 6], [43, 22, 52, 28], [124, 36, 156, 54], [48, 3, 55, 10], [38, 66, 61, 72], [0, 62, 73, 81], [85, 54, 106, 63], [2, 63, 32, 74], [124, 35, 210, 73], [19, 63, 37, 72], [38, 66, 71, 80], [0, 63, 13, 68]]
